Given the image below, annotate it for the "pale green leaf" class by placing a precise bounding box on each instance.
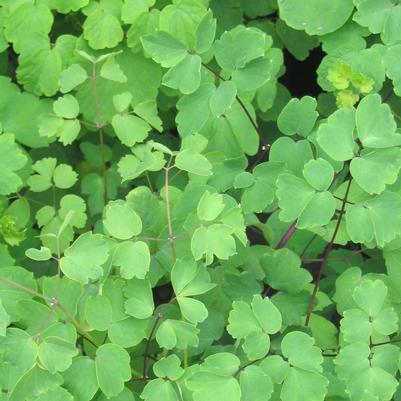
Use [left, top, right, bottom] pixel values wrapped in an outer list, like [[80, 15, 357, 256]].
[[95, 344, 131, 398], [103, 201, 142, 240], [277, 96, 318, 137]]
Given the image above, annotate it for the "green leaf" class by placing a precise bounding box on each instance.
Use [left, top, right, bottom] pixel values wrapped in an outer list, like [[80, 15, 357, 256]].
[[261, 249, 312, 294], [177, 297, 208, 324], [108, 317, 148, 348], [269, 137, 313, 176], [0, 300, 10, 336], [53, 95, 80, 119], [227, 294, 281, 342], [83, 9, 124, 50], [227, 301, 261, 339], [176, 83, 214, 136], [158, 0, 207, 49], [0, 268, 37, 321], [95, 344, 131, 398], [162, 54, 202, 94], [57, 119, 81, 145], [276, 173, 336, 229], [240, 365, 273, 401], [156, 319, 199, 349], [0, 134, 28, 195], [384, 44, 401, 96], [302, 158, 334, 191], [113, 92, 133, 113], [197, 191, 225, 221], [191, 224, 236, 265], [213, 26, 266, 71], [354, 1, 401, 45], [141, 32, 188, 68], [240, 162, 283, 213], [100, 57, 127, 83], [209, 81, 237, 117], [242, 331, 270, 360], [38, 337, 78, 374], [281, 331, 324, 373], [278, 0, 354, 35], [352, 279, 387, 317], [277, 96, 318, 137], [341, 307, 398, 343], [196, 10, 216, 53], [175, 149, 212, 176], [317, 107, 356, 161], [251, 295, 282, 334], [232, 57, 272, 91], [153, 354, 184, 380], [276, 19, 319, 61], [55, 0, 90, 14], [0, 328, 38, 371], [356, 94, 401, 148], [345, 191, 401, 247], [25, 247, 52, 261], [85, 294, 113, 331], [53, 164, 78, 189], [28, 157, 57, 192], [123, 278, 154, 319], [350, 148, 401, 194], [113, 241, 150, 280], [59, 194, 87, 229], [112, 114, 151, 147], [103, 201, 142, 240], [141, 378, 179, 401], [121, 0, 155, 24], [186, 353, 241, 401], [280, 367, 329, 401], [171, 258, 215, 297], [353, 0, 393, 35], [63, 357, 99, 401], [4, 3, 53, 48], [8, 366, 63, 401], [335, 343, 398, 401], [60, 232, 109, 284]]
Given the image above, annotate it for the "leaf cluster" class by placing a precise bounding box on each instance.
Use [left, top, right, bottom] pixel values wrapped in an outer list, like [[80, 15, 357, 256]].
[[0, 1, 400, 401]]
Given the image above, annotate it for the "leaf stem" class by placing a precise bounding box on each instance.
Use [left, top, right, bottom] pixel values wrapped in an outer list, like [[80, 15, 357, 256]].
[[142, 313, 163, 380], [91, 61, 108, 203], [0, 276, 50, 301], [304, 178, 353, 326], [234, 352, 270, 376], [141, 296, 177, 381], [275, 221, 297, 249], [0, 276, 100, 348], [164, 157, 177, 261]]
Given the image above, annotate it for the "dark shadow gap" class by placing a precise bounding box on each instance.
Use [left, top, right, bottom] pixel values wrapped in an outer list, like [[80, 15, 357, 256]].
[[279, 47, 324, 98]]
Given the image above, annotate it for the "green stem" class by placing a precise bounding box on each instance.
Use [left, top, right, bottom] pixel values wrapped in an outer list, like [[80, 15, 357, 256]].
[[91, 62, 108, 203]]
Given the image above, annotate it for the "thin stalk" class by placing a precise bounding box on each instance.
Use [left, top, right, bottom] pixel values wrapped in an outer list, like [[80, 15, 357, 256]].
[[275, 221, 297, 249], [0, 276, 100, 347], [164, 158, 177, 261], [56, 302, 100, 347], [304, 178, 353, 326], [142, 297, 176, 381], [0, 277, 50, 301], [142, 314, 163, 380], [91, 62, 108, 203]]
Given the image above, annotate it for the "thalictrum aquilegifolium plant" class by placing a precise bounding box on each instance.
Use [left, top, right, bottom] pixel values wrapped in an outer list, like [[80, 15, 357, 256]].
[[0, 1, 400, 401]]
